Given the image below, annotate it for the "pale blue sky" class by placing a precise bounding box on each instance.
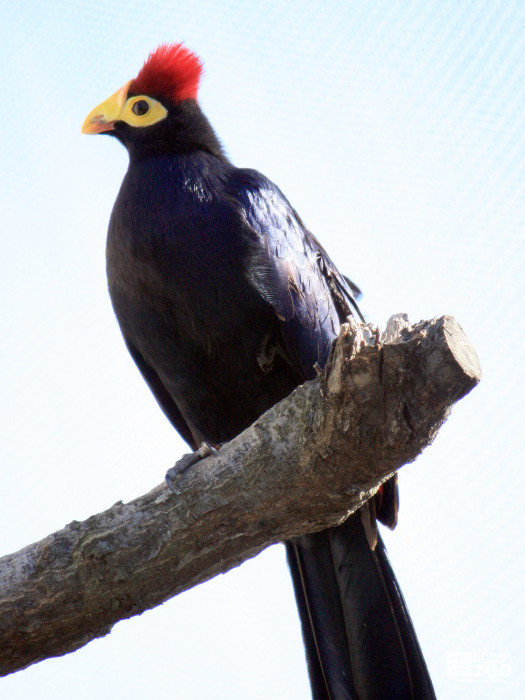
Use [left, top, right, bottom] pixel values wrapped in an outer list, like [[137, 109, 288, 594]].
[[1, 1, 524, 697]]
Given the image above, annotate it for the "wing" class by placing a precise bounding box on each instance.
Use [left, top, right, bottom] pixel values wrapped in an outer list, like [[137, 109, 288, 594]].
[[229, 169, 363, 379]]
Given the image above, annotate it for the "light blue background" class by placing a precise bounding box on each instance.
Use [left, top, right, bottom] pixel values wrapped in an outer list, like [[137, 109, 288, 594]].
[[1, 1, 524, 697]]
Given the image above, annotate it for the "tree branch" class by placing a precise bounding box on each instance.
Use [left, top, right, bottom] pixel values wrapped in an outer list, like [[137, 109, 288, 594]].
[[0, 314, 480, 676]]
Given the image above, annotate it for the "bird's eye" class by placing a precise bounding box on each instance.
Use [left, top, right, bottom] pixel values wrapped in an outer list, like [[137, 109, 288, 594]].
[[131, 99, 150, 116]]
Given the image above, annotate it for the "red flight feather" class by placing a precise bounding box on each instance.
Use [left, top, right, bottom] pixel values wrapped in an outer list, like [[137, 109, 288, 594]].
[[130, 43, 203, 103]]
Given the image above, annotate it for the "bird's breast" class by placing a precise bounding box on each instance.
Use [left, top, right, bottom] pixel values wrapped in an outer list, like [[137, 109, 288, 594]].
[[106, 162, 263, 353]]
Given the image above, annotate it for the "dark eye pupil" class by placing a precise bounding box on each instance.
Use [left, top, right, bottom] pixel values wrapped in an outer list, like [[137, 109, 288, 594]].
[[132, 100, 150, 116]]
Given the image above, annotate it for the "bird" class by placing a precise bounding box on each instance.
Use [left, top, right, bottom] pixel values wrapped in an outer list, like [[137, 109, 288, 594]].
[[82, 43, 436, 699]]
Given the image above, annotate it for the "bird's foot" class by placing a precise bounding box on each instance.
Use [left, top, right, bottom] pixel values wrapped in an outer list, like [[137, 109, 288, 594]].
[[165, 441, 219, 493]]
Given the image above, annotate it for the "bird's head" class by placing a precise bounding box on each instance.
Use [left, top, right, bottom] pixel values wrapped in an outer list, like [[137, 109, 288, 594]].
[[82, 43, 223, 158]]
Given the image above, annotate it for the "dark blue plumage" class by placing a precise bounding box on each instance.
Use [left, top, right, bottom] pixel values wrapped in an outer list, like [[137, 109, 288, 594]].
[[108, 150, 359, 445], [108, 153, 328, 443], [85, 43, 435, 699]]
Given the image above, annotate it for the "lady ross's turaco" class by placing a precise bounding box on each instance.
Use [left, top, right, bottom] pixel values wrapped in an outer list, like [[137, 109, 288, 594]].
[[83, 43, 435, 699]]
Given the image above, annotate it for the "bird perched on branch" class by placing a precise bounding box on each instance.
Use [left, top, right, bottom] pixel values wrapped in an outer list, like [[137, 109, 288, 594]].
[[83, 43, 435, 699]]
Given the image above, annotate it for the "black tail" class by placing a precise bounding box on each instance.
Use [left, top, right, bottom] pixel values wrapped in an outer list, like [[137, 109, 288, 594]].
[[286, 512, 435, 699]]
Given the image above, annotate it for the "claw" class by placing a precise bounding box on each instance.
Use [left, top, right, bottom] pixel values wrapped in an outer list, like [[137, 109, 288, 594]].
[[165, 441, 218, 493]]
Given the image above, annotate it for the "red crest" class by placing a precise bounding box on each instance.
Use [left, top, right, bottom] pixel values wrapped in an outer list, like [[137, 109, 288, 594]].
[[130, 43, 203, 103]]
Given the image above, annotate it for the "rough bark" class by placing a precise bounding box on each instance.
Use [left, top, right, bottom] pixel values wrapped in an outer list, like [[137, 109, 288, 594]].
[[0, 314, 480, 676]]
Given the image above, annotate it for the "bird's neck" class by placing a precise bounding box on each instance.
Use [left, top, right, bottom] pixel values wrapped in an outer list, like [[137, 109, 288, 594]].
[[122, 101, 229, 162]]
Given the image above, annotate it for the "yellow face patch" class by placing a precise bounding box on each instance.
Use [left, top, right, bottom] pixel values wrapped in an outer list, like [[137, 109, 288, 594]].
[[82, 82, 168, 134], [120, 95, 168, 128]]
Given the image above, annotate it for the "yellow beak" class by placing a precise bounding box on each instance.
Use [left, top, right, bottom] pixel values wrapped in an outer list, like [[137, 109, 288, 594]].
[[81, 80, 132, 134]]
